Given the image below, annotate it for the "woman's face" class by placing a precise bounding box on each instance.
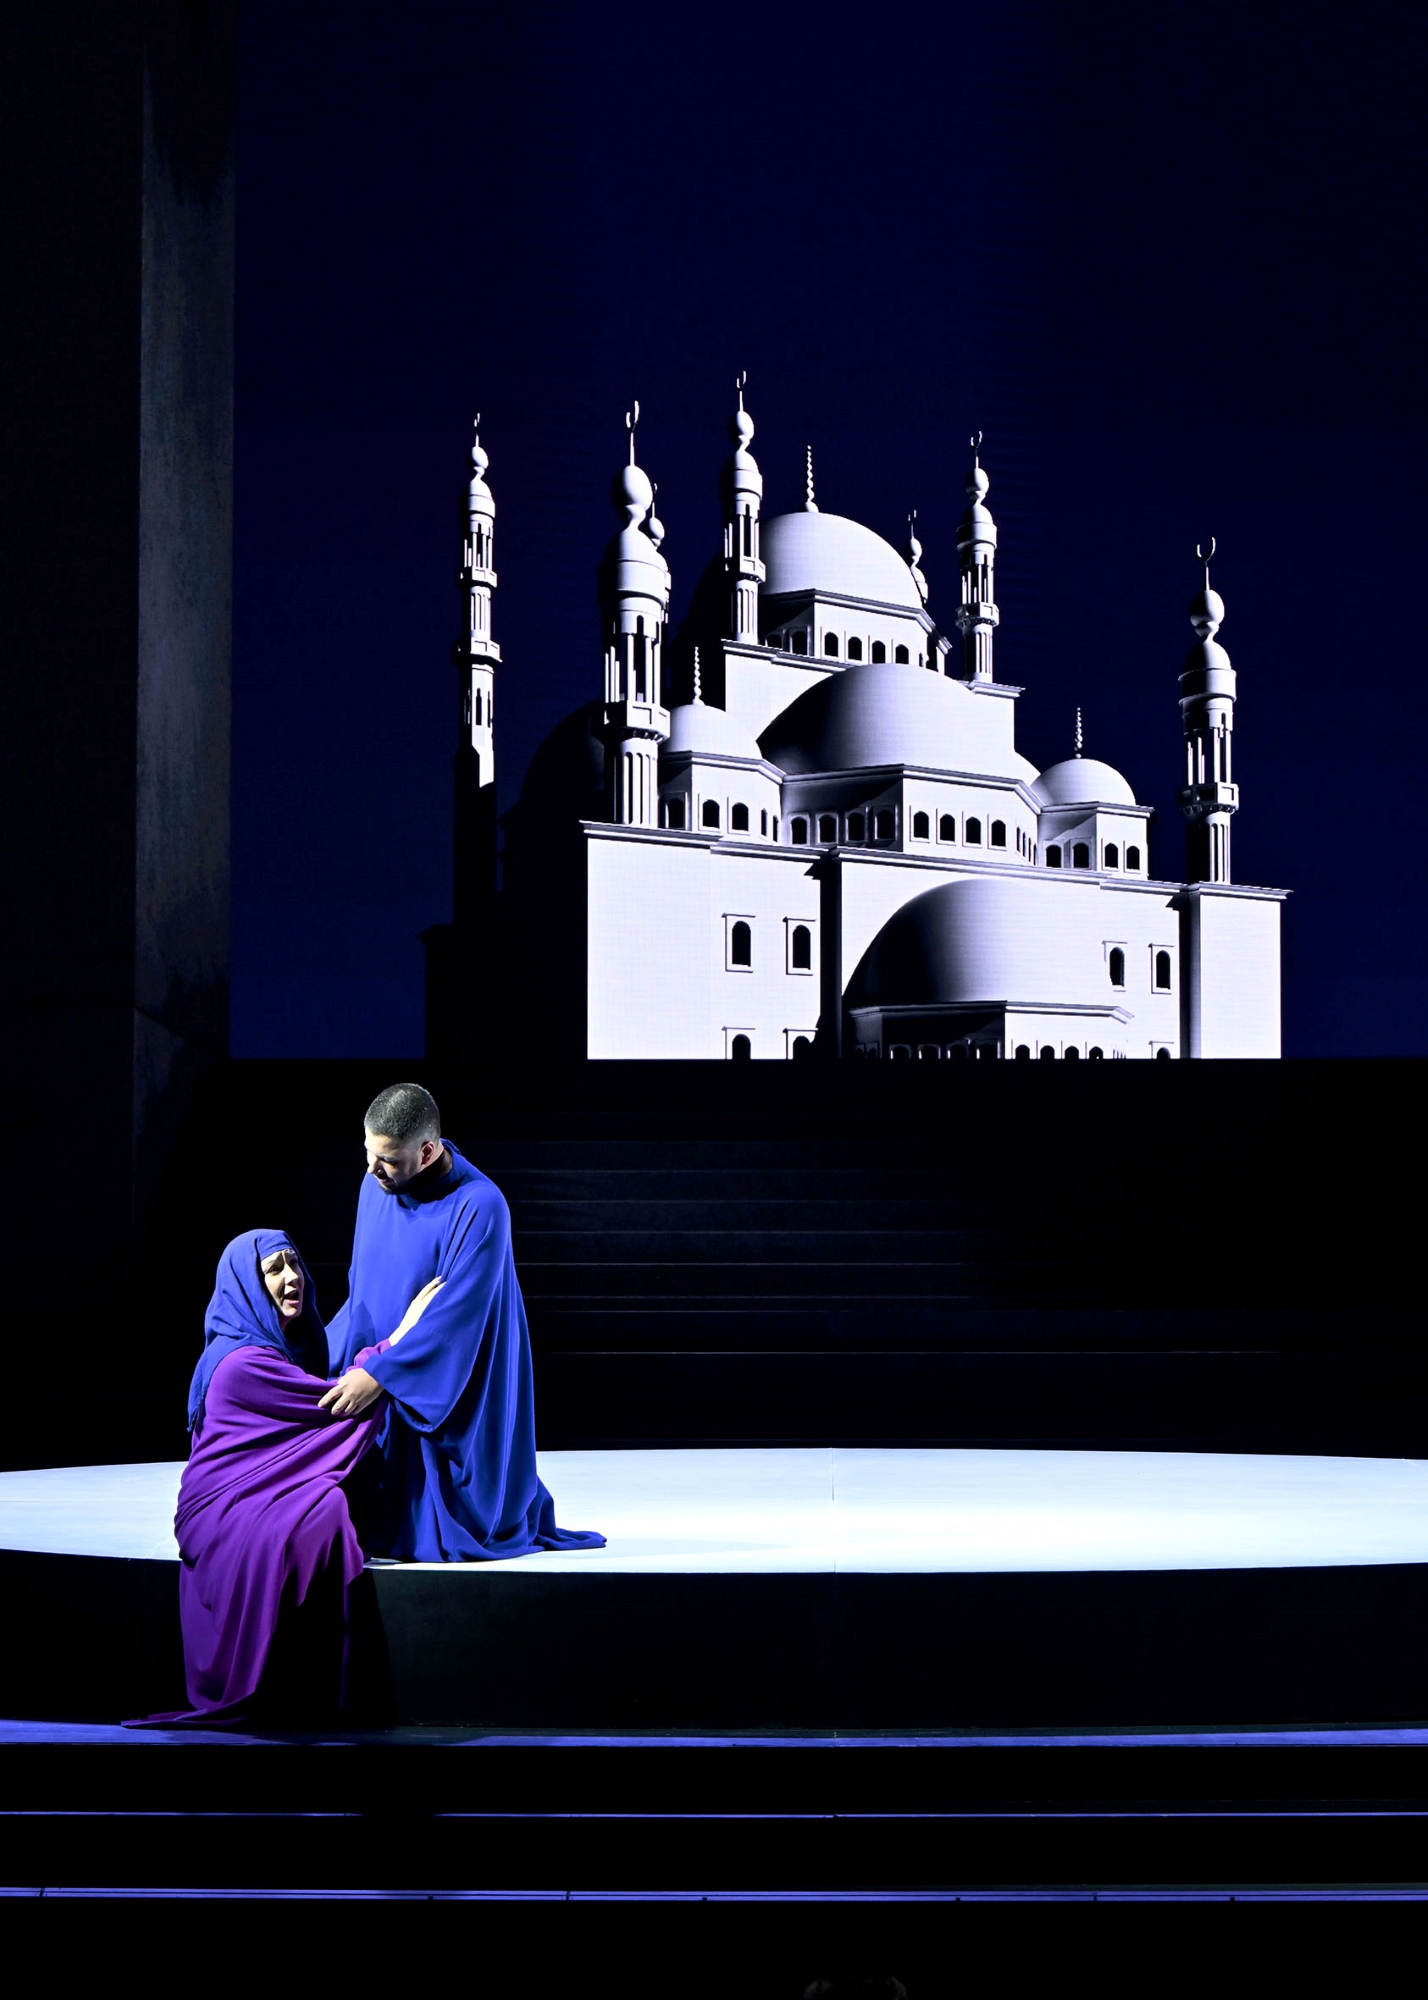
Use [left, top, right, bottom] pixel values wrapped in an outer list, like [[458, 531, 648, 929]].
[[260, 1247, 305, 1320]]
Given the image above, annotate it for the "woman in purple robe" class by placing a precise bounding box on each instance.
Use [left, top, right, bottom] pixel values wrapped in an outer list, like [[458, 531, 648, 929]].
[[130, 1228, 437, 1727]]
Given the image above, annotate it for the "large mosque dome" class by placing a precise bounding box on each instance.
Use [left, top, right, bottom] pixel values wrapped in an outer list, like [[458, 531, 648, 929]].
[[759, 659, 1039, 781], [761, 511, 923, 610], [849, 875, 1109, 1010], [1031, 757, 1137, 807]]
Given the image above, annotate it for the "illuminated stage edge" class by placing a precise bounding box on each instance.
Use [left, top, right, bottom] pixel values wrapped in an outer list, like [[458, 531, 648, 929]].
[[3, 1449, 1427, 1729]]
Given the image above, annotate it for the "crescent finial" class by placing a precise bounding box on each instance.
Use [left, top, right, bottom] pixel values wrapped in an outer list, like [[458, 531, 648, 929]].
[[970, 429, 983, 455]]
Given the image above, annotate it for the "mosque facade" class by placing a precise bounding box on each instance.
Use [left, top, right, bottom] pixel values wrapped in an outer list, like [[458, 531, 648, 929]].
[[450, 390, 1285, 1063]]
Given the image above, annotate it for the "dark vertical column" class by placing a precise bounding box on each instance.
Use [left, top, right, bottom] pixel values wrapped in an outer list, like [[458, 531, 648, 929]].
[[817, 852, 844, 1058], [0, 5, 234, 1341], [424, 742, 498, 1069]]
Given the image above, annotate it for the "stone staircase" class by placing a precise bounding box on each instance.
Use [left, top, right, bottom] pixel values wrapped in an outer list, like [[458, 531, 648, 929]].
[[172, 1058, 1425, 1456]]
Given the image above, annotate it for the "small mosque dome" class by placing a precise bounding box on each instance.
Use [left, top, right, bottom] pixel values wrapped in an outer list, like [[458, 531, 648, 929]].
[[1031, 757, 1137, 807], [613, 462, 655, 516], [850, 875, 1109, 1010], [1189, 587, 1226, 637], [468, 432, 494, 516], [760, 660, 1038, 780], [666, 701, 764, 761], [761, 511, 923, 610], [611, 520, 669, 602]]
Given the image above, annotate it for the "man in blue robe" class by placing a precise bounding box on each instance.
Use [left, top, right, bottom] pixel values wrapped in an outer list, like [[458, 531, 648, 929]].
[[321, 1082, 604, 1561]]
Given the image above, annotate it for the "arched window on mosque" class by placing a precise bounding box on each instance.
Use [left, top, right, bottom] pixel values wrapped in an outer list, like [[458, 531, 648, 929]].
[[664, 797, 685, 830], [1104, 843, 1119, 869], [871, 641, 887, 663], [990, 820, 1007, 847], [790, 816, 809, 845], [939, 814, 956, 841], [888, 1044, 912, 1061], [731, 1034, 751, 1061], [791, 924, 812, 971], [1088, 1046, 1104, 1060], [818, 814, 837, 843], [1064, 1045, 1081, 1062], [1108, 948, 1125, 988], [1072, 842, 1090, 868], [1156, 1045, 1173, 1061], [1046, 845, 1062, 867], [474, 689, 483, 725], [731, 803, 750, 832], [1126, 845, 1142, 871], [731, 921, 752, 967], [965, 817, 982, 844], [824, 633, 839, 657], [791, 631, 808, 655], [702, 799, 721, 829], [1015, 1044, 1032, 1061], [846, 812, 865, 842], [792, 1035, 813, 1061], [912, 811, 930, 840], [917, 1044, 941, 1061], [874, 809, 895, 841], [1039, 1045, 1057, 1061], [894, 644, 910, 664], [1155, 950, 1173, 991], [761, 809, 769, 835], [847, 637, 863, 661]]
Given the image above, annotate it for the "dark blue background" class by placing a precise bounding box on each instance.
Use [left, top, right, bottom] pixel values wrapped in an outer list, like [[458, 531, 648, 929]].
[[233, 2, 1426, 1059]]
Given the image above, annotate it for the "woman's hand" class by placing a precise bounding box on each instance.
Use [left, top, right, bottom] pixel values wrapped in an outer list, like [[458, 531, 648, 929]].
[[389, 1276, 445, 1345], [318, 1367, 383, 1419]]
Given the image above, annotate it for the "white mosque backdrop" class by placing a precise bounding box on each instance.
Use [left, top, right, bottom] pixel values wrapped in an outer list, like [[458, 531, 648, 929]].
[[451, 385, 1284, 1063]]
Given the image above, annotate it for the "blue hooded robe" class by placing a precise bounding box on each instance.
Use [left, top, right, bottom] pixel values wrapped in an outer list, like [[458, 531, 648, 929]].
[[326, 1143, 604, 1561]]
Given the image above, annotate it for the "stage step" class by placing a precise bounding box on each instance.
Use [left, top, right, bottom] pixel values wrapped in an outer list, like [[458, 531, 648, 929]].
[[2, 1733, 1426, 1901]]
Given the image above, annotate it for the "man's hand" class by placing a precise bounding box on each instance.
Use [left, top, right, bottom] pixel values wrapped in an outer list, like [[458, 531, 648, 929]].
[[319, 1367, 384, 1419]]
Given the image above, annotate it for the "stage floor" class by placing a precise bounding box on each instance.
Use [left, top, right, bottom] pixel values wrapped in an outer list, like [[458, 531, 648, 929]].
[[3, 1446, 1427, 1574]]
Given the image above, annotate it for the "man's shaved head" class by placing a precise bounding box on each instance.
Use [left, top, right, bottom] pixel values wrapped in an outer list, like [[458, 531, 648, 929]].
[[364, 1082, 441, 1148]]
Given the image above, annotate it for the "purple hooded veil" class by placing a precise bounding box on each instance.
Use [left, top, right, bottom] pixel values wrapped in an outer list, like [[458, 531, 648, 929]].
[[130, 1230, 385, 1728]]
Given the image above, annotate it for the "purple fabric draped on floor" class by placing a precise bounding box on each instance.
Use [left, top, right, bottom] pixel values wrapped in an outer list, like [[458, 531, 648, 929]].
[[129, 1344, 384, 1726]]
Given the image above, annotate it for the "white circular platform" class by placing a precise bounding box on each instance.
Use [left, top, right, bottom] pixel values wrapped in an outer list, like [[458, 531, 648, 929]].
[[2, 1447, 1426, 1574]]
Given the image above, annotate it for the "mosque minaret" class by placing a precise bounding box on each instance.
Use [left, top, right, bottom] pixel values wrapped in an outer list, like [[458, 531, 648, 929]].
[[597, 404, 672, 829], [445, 382, 1286, 1061], [450, 417, 500, 923], [723, 371, 765, 643], [1178, 538, 1239, 886], [955, 433, 999, 682], [458, 418, 498, 792]]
